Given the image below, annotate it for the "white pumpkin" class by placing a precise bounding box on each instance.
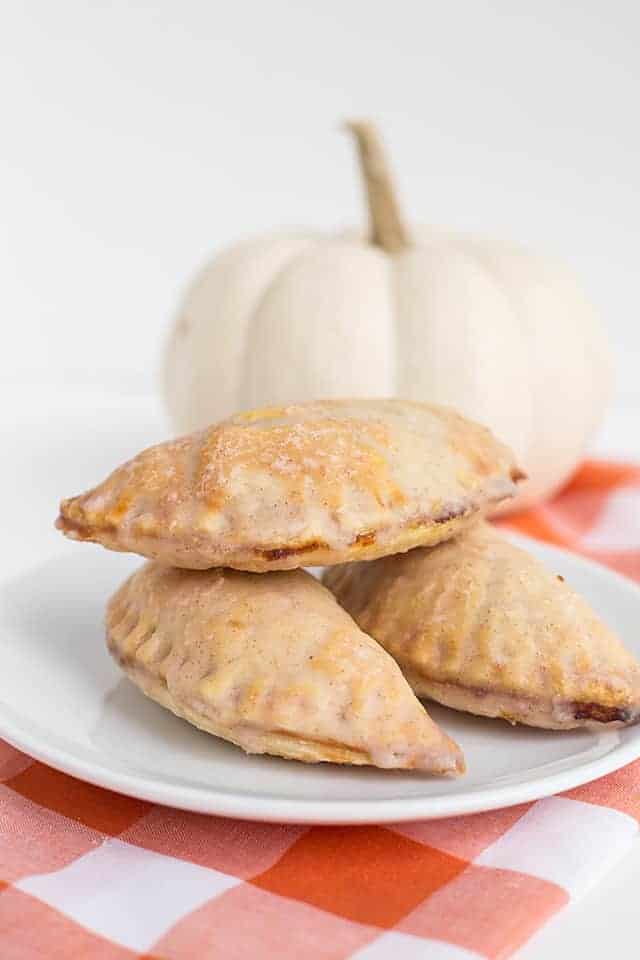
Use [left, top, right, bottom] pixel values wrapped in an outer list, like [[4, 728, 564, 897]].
[[164, 121, 611, 511]]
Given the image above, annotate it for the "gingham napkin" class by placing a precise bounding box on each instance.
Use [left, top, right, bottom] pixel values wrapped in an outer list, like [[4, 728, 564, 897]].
[[1, 459, 639, 960]]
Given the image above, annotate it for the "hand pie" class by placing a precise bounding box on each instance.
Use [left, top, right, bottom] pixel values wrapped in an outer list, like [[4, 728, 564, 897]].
[[324, 522, 640, 730], [106, 562, 464, 773], [57, 398, 522, 572]]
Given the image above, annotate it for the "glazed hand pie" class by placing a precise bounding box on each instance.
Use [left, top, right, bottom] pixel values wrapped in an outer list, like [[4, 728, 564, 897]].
[[57, 398, 522, 572], [106, 562, 464, 772], [324, 522, 640, 730]]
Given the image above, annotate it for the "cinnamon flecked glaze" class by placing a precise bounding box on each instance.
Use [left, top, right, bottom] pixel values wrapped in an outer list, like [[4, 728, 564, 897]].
[[57, 398, 522, 571]]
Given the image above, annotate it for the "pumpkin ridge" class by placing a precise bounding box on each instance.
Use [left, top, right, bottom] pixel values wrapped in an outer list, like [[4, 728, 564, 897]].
[[235, 243, 323, 410]]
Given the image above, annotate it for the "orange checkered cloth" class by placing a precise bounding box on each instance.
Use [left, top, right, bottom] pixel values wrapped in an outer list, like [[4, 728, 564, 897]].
[[2, 460, 640, 960]]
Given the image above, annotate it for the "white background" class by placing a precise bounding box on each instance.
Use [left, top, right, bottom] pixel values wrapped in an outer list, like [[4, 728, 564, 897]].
[[1, 1, 639, 412]]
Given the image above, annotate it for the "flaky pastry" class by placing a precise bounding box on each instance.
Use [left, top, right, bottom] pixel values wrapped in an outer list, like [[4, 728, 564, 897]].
[[324, 522, 640, 730], [106, 562, 464, 772], [58, 399, 522, 571]]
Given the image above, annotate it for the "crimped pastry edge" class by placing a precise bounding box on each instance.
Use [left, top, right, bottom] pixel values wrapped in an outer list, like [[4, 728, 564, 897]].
[[408, 674, 640, 731]]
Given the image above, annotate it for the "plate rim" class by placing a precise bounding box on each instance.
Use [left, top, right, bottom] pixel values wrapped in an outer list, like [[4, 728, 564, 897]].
[[2, 534, 640, 824]]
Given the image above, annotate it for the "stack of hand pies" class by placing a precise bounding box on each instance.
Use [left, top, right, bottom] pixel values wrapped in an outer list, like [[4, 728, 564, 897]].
[[56, 399, 640, 776]]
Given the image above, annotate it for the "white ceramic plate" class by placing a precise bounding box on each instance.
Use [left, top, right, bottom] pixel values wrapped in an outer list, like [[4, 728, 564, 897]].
[[2, 535, 640, 824], [1, 386, 639, 824]]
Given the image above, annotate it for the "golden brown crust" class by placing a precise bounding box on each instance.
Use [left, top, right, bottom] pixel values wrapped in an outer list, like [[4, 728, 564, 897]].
[[324, 522, 640, 730], [57, 398, 520, 571], [106, 562, 464, 772]]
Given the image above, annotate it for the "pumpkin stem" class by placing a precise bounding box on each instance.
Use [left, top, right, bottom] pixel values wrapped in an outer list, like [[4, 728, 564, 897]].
[[346, 120, 411, 253]]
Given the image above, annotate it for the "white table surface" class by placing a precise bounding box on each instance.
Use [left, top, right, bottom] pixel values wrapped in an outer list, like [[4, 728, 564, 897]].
[[2, 385, 637, 959]]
